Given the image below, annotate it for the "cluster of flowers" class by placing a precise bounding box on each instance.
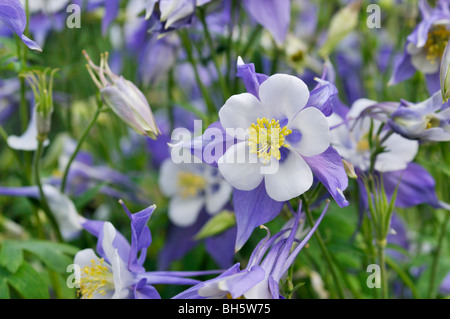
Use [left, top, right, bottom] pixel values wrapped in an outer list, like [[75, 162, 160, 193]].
[[0, 0, 449, 299]]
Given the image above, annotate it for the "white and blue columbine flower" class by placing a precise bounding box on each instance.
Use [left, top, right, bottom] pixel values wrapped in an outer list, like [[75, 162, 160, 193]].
[[75, 202, 219, 299], [389, 0, 450, 93], [159, 158, 232, 227], [189, 59, 349, 251], [389, 91, 450, 142], [172, 201, 329, 299]]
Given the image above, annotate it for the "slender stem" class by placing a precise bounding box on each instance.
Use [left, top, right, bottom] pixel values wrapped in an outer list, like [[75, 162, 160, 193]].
[[376, 241, 388, 299], [34, 139, 63, 242], [427, 210, 450, 299], [301, 196, 346, 299], [60, 99, 103, 193], [179, 30, 216, 122], [198, 8, 230, 99]]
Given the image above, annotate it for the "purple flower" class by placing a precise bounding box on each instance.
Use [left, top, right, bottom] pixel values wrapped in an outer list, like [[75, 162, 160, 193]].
[[389, 91, 450, 142], [0, 0, 42, 51], [389, 0, 450, 93], [172, 201, 329, 299], [75, 202, 220, 299]]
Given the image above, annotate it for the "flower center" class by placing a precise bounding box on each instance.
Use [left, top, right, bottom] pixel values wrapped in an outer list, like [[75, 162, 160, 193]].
[[248, 117, 292, 163], [177, 172, 207, 198], [79, 258, 114, 299], [425, 25, 450, 63], [356, 139, 370, 153], [424, 114, 440, 129]]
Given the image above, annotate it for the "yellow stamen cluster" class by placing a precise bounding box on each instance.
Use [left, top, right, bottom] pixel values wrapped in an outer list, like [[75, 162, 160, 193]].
[[248, 117, 292, 163], [356, 139, 370, 153], [425, 25, 450, 63], [424, 114, 440, 129], [177, 172, 207, 198], [78, 258, 114, 299]]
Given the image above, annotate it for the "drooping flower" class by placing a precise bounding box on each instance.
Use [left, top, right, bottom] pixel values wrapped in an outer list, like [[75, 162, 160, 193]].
[[75, 202, 220, 299], [172, 201, 329, 299], [389, 0, 450, 93], [83, 51, 161, 139], [0, 0, 42, 51], [159, 158, 232, 227], [388, 91, 450, 142]]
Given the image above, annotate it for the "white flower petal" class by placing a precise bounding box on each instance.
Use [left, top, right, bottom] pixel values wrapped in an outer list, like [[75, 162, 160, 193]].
[[243, 278, 271, 299], [168, 195, 204, 227], [259, 74, 310, 120], [159, 159, 182, 197], [375, 134, 419, 172], [7, 109, 49, 151], [74, 248, 99, 269], [347, 98, 378, 119], [218, 142, 263, 191], [219, 92, 264, 132], [288, 107, 331, 157], [205, 180, 233, 215], [264, 149, 313, 202]]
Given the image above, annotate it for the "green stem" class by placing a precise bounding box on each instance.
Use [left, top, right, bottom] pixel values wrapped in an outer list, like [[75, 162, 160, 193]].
[[376, 241, 388, 299], [60, 99, 103, 193], [198, 8, 230, 99], [301, 196, 346, 299], [34, 139, 63, 242], [179, 30, 216, 123], [427, 210, 450, 299]]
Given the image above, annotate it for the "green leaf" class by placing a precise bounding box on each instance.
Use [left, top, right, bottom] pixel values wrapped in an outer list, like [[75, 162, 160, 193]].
[[0, 240, 24, 273], [194, 210, 236, 240], [74, 182, 107, 210], [0, 277, 10, 299], [19, 241, 79, 273], [7, 263, 49, 299]]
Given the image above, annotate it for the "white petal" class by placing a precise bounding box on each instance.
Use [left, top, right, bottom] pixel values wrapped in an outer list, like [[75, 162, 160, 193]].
[[264, 149, 313, 202], [288, 107, 331, 157], [375, 134, 419, 172], [205, 180, 233, 215], [7, 109, 49, 151], [410, 48, 440, 74], [348, 98, 378, 119], [42, 185, 83, 241], [259, 74, 310, 120], [218, 142, 264, 191], [243, 278, 271, 299], [168, 195, 204, 227], [158, 159, 182, 197], [74, 248, 99, 269], [219, 93, 264, 133]]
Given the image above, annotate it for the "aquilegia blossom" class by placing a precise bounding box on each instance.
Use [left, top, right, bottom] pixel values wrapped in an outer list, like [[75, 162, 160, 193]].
[[172, 201, 329, 299], [389, 91, 450, 142], [75, 202, 219, 299], [83, 51, 161, 139], [159, 158, 232, 227], [389, 0, 450, 93]]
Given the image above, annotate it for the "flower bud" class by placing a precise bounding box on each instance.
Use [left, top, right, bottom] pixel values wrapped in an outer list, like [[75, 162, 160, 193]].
[[440, 40, 450, 102], [83, 51, 161, 139], [21, 68, 58, 139]]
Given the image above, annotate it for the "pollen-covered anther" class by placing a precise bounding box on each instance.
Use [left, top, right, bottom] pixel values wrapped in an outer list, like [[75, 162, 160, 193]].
[[425, 25, 450, 63], [78, 258, 114, 299], [177, 172, 207, 198], [248, 117, 292, 163]]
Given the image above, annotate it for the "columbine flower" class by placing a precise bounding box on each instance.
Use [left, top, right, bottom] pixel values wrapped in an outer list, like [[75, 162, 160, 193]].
[[75, 202, 218, 299], [83, 51, 161, 139], [172, 201, 329, 299], [218, 73, 331, 202], [389, 0, 450, 93], [328, 98, 419, 173], [0, 0, 42, 51], [187, 59, 348, 251], [388, 91, 450, 142], [159, 158, 232, 227]]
